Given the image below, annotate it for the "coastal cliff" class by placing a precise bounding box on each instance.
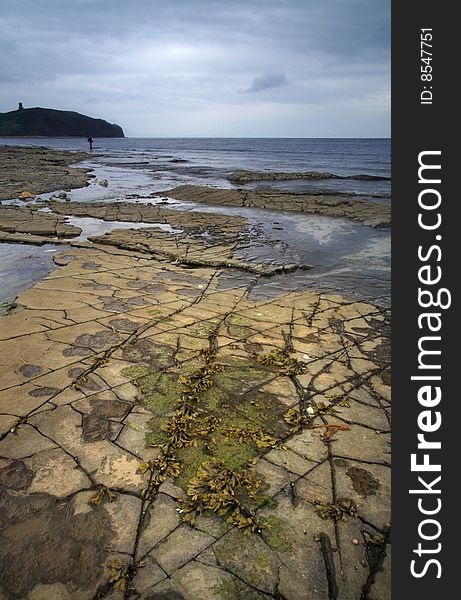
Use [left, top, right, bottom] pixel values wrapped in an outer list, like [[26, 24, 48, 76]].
[[0, 105, 124, 137]]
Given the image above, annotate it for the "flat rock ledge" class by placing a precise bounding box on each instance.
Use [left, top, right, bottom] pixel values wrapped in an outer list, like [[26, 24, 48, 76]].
[[0, 242, 390, 600], [49, 200, 310, 273], [49, 200, 247, 237], [0, 146, 90, 201], [228, 170, 390, 184], [154, 185, 391, 228], [0, 205, 81, 243], [89, 228, 306, 276]]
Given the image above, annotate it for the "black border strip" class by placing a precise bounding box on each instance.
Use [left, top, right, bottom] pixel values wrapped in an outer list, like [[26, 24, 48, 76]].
[[392, 1, 456, 596]]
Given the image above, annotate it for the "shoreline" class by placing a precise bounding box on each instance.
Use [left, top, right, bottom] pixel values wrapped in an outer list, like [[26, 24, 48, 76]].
[[154, 185, 391, 228], [0, 145, 91, 201], [0, 145, 390, 599]]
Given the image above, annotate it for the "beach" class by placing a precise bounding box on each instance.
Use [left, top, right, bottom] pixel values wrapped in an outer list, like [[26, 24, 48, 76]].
[[0, 142, 390, 600]]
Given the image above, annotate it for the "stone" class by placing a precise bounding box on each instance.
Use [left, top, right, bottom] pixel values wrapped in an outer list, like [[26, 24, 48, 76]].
[[0, 415, 18, 437], [258, 495, 333, 599], [150, 526, 214, 575], [264, 448, 316, 476], [137, 493, 181, 557], [24, 448, 91, 497], [95, 453, 146, 492], [115, 412, 160, 460], [104, 493, 142, 554], [130, 555, 166, 595], [172, 561, 265, 600], [0, 425, 57, 459], [212, 528, 281, 595]]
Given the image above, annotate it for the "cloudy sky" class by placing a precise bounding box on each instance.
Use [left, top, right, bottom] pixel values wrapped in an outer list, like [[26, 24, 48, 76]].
[[0, 0, 390, 137]]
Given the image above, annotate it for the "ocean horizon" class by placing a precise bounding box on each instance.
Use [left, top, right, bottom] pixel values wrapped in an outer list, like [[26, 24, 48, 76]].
[[1, 137, 391, 198]]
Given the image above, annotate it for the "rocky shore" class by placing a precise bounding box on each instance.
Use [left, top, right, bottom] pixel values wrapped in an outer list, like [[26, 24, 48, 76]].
[[0, 205, 81, 244], [0, 145, 90, 200], [154, 185, 391, 228], [228, 170, 390, 184], [0, 146, 390, 600]]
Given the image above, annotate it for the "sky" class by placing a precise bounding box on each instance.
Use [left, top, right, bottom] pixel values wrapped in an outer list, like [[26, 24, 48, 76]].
[[0, 0, 390, 138]]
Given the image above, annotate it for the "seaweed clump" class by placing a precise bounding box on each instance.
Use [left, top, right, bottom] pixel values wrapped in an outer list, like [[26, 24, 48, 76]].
[[314, 498, 358, 521], [90, 484, 117, 506], [107, 559, 135, 593], [133, 332, 287, 532], [137, 339, 224, 499], [182, 459, 264, 533], [284, 407, 312, 433], [222, 425, 284, 449], [256, 348, 308, 377]]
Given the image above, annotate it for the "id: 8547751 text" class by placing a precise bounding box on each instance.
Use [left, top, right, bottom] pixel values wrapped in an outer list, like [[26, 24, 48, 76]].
[[420, 28, 433, 105]]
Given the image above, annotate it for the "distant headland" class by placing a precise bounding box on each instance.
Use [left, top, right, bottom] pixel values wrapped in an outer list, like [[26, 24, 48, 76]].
[[0, 103, 124, 137]]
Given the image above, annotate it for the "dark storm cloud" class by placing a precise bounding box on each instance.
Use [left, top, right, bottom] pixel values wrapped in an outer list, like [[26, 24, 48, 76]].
[[0, 0, 390, 136]]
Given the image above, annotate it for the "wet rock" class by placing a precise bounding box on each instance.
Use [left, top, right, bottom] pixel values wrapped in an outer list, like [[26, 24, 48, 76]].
[[142, 585, 186, 600], [115, 412, 160, 460], [228, 170, 389, 184], [104, 493, 142, 554], [19, 364, 43, 378], [74, 330, 122, 349], [63, 346, 93, 357], [0, 491, 113, 599], [81, 281, 111, 290], [127, 280, 149, 289], [0, 206, 81, 239], [82, 413, 114, 442], [89, 397, 132, 419], [103, 300, 129, 312], [150, 526, 214, 575], [152, 185, 391, 228], [0, 242, 391, 598], [264, 447, 315, 476], [346, 466, 380, 496], [121, 339, 173, 367], [68, 367, 86, 378], [127, 296, 149, 306], [0, 425, 57, 459], [0, 460, 34, 492], [129, 555, 166, 595], [28, 386, 59, 397], [24, 448, 91, 497], [212, 529, 281, 595], [172, 562, 263, 600], [137, 493, 181, 557], [109, 318, 139, 332], [79, 376, 103, 392], [0, 147, 90, 202]]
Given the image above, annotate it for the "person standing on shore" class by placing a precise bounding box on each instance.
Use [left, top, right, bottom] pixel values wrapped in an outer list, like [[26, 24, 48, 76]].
[[87, 136, 94, 150]]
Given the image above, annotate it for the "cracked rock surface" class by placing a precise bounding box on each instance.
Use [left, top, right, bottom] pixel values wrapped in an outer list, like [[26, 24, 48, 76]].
[[227, 170, 390, 185], [153, 185, 391, 228], [0, 206, 82, 243], [0, 146, 90, 200], [0, 239, 390, 599]]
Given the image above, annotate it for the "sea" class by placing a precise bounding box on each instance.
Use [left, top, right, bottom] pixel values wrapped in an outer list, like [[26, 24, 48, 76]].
[[0, 138, 391, 311], [0, 137, 391, 198]]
